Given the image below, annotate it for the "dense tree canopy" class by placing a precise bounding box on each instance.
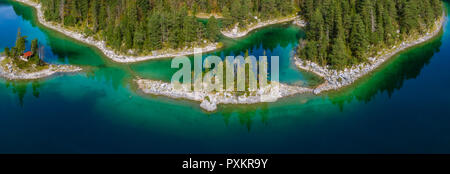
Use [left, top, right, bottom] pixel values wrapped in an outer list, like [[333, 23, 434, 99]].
[[299, 0, 443, 70], [39, 0, 298, 54]]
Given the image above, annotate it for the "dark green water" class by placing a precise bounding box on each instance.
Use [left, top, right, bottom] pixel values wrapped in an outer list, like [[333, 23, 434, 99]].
[[1, 0, 450, 153]]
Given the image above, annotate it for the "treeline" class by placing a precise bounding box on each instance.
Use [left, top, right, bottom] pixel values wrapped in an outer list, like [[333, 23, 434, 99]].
[[298, 0, 443, 70], [40, 0, 220, 54], [39, 0, 298, 54]]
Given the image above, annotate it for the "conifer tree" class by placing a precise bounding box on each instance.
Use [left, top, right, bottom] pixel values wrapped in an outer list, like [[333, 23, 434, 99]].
[[31, 39, 38, 55], [350, 14, 368, 63], [206, 16, 220, 42], [4, 47, 10, 57]]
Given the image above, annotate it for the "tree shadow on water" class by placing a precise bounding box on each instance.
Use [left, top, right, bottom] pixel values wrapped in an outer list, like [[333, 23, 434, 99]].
[[4, 80, 42, 107], [327, 34, 443, 111], [219, 103, 270, 131]]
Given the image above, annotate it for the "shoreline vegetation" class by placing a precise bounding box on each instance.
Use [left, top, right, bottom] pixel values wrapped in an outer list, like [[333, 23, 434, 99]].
[[14, 0, 305, 63], [0, 56, 81, 80]]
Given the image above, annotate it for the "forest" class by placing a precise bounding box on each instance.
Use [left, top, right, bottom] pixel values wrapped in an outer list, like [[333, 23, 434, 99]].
[[38, 0, 298, 54], [37, 0, 444, 69], [298, 0, 443, 70]]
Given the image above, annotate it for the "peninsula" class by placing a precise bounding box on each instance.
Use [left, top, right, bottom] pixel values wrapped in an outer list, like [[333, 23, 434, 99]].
[[295, 0, 445, 94]]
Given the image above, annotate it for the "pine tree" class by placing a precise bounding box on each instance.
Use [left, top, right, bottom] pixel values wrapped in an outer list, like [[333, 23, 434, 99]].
[[88, 0, 98, 32], [15, 29, 26, 55], [400, 0, 419, 34], [231, 0, 242, 24], [374, 0, 385, 46], [303, 0, 315, 20], [221, 6, 232, 29], [304, 41, 318, 63], [349, 14, 368, 63], [422, 0, 435, 27], [329, 1, 350, 70], [431, 0, 443, 19], [146, 13, 162, 50], [31, 39, 38, 55], [307, 9, 324, 41], [78, 0, 89, 19], [10, 47, 17, 59], [183, 16, 195, 44], [206, 16, 220, 42], [133, 23, 145, 51], [330, 36, 350, 70], [4, 47, 10, 57]]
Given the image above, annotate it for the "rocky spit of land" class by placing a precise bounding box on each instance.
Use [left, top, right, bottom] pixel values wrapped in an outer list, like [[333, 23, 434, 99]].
[[135, 78, 312, 112], [295, 16, 445, 95], [0, 56, 82, 80], [15, 0, 220, 63], [221, 16, 306, 39]]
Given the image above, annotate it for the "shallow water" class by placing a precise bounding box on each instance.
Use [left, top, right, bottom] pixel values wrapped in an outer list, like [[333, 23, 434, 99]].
[[0, 0, 450, 154]]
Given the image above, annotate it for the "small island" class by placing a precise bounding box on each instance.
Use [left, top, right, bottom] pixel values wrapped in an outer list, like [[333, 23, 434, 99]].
[[0, 29, 81, 80], [135, 79, 312, 112]]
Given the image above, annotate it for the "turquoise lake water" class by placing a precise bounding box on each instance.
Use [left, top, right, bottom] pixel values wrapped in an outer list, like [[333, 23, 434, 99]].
[[0, 0, 450, 153]]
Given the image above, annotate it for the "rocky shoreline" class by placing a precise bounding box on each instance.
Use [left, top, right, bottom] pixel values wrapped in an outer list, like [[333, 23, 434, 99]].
[[295, 16, 445, 94], [0, 56, 82, 80], [221, 16, 306, 39], [14, 0, 221, 63], [135, 78, 312, 112]]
